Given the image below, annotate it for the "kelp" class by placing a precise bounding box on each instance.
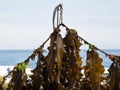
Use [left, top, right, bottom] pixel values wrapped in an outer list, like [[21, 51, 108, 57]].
[[106, 56, 120, 90], [83, 50, 105, 90], [7, 60, 29, 90], [0, 24, 120, 90], [61, 29, 83, 89], [30, 52, 45, 90], [0, 4, 120, 90]]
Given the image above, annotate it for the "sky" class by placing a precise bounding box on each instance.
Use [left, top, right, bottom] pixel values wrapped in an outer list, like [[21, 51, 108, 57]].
[[0, 0, 120, 50]]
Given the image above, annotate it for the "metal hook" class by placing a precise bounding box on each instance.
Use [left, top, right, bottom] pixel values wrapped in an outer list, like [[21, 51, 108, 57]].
[[53, 3, 63, 30]]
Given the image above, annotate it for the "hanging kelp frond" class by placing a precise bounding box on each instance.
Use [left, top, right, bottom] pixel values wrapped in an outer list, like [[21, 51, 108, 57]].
[[45, 28, 60, 82], [7, 60, 29, 90], [62, 29, 83, 89], [83, 50, 105, 90], [30, 51, 45, 90], [42, 28, 66, 90], [106, 55, 120, 90]]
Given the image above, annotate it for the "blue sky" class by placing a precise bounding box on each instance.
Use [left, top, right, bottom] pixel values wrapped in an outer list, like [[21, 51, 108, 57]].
[[0, 0, 120, 50]]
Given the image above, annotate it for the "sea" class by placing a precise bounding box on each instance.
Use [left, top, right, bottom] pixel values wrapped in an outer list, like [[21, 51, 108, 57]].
[[0, 49, 120, 69]]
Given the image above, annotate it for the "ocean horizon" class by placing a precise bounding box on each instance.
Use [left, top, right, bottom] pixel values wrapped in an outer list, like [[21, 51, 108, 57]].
[[0, 49, 120, 69]]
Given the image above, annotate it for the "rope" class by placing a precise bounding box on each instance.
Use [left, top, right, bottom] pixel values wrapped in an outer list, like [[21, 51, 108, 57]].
[[56, 23, 120, 61]]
